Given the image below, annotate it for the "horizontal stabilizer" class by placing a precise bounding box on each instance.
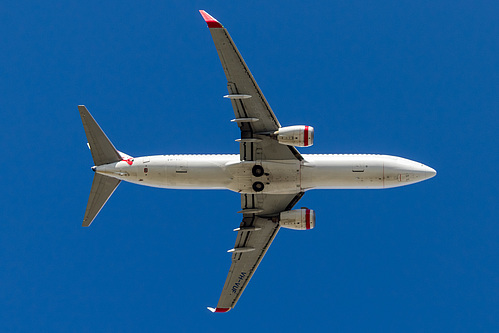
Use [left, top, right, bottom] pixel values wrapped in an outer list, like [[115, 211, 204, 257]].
[[207, 307, 231, 313], [78, 105, 122, 166], [82, 173, 121, 227]]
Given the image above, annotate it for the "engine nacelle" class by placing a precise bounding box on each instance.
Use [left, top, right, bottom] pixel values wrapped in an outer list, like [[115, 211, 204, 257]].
[[273, 125, 314, 147], [279, 209, 315, 230]]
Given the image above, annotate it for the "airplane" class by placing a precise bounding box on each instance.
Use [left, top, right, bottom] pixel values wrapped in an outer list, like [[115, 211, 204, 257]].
[[78, 10, 436, 313]]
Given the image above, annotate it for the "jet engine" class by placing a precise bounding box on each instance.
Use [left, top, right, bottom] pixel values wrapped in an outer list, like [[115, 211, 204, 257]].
[[273, 125, 314, 147], [279, 208, 315, 230]]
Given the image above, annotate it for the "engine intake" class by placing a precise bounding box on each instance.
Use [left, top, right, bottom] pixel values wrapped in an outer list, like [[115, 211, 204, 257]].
[[280, 209, 315, 230], [273, 125, 314, 147]]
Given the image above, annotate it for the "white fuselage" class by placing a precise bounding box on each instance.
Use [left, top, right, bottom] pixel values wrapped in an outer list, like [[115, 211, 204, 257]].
[[95, 154, 436, 194]]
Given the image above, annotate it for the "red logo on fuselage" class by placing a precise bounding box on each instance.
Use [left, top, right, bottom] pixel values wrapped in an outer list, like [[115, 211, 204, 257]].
[[122, 158, 134, 165]]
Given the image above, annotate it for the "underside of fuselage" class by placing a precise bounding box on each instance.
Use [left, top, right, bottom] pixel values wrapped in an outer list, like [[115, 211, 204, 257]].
[[94, 153, 436, 194]]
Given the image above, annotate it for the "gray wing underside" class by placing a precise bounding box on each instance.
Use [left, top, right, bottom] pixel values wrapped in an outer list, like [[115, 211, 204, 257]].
[[207, 25, 302, 161], [82, 174, 121, 227], [208, 27, 279, 133], [214, 192, 304, 310]]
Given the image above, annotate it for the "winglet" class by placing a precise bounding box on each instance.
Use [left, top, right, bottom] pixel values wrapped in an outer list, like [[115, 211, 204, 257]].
[[199, 10, 223, 28], [207, 307, 231, 313]]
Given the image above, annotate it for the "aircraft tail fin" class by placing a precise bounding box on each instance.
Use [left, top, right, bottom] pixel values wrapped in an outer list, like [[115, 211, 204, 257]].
[[83, 173, 121, 227], [78, 105, 122, 166]]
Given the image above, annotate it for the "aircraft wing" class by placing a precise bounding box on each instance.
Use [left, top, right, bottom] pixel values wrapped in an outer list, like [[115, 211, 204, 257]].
[[201, 10, 306, 312], [208, 192, 304, 312], [200, 10, 302, 161]]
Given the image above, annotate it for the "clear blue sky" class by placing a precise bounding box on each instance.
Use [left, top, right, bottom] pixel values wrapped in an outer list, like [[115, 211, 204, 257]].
[[1, 1, 498, 332]]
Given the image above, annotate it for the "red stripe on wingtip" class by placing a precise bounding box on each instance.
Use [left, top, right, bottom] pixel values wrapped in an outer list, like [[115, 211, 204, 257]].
[[215, 308, 231, 313], [199, 10, 223, 28], [122, 158, 133, 165]]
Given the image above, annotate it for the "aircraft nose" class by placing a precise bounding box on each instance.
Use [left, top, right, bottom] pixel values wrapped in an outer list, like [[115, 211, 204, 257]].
[[424, 165, 437, 179], [405, 162, 437, 182], [414, 163, 436, 180]]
